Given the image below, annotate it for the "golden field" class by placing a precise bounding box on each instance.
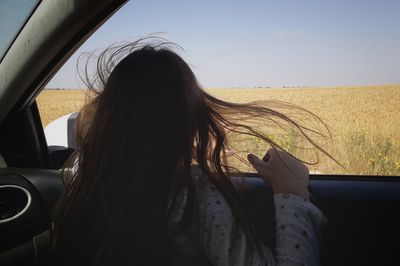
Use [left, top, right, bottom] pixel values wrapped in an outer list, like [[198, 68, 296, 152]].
[[37, 85, 400, 175]]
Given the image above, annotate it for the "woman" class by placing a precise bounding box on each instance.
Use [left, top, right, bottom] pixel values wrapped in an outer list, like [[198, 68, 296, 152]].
[[52, 39, 328, 266]]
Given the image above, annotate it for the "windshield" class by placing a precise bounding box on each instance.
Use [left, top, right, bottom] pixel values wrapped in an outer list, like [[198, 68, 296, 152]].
[[0, 0, 40, 62]]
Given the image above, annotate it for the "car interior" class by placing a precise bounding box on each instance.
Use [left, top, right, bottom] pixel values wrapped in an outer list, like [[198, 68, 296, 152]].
[[0, 0, 399, 265]]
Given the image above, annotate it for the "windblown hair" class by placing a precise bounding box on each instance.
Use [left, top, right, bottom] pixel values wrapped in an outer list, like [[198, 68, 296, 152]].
[[52, 38, 335, 266]]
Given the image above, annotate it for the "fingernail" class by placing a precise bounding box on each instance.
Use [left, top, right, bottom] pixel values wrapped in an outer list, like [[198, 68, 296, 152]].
[[262, 154, 271, 162]]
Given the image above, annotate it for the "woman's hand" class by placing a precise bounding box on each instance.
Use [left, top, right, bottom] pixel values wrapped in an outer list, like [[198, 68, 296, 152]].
[[247, 148, 310, 200]]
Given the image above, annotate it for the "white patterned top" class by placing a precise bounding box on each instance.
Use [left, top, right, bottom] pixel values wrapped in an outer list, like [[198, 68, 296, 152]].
[[169, 169, 326, 266]]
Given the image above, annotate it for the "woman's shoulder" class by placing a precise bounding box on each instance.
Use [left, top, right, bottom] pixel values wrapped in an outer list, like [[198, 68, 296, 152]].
[[190, 166, 234, 221], [191, 165, 224, 200], [169, 165, 228, 223]]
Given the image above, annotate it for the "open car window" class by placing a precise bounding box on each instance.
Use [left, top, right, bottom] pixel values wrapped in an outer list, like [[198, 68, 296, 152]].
[[37, 0, 400, 176]]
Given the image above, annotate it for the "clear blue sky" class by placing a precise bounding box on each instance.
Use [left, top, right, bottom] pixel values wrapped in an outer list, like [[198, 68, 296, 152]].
[[47, 0, 400, 89]]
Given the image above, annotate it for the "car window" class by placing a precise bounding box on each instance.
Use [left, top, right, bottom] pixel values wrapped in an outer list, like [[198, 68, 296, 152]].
[[0, 0, 40, 62], [37, 0, 400, 176]]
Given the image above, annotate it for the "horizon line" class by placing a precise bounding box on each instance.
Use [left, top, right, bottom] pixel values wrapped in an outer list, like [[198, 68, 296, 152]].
[[44, 83, 400, 90]]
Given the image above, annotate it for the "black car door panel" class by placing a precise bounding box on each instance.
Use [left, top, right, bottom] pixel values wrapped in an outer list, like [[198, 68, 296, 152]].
[[1, 169, 399, 265]]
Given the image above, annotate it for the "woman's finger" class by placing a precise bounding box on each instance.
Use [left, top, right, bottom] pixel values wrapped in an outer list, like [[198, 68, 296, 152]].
[[247, 153, 262, 166], [247, 154, 272, 177], [262, 152, 271, 162]]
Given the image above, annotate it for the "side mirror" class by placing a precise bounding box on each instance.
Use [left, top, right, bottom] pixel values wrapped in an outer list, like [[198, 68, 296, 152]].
[[44, 112, 78, 149], [44, 112, 78, 169]]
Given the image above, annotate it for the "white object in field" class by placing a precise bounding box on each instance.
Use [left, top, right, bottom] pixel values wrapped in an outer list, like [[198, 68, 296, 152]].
[[44, 112, 78, 149]]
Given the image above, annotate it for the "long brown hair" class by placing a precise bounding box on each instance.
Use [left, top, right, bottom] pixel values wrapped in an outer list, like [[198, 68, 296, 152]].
[[52, 39, 335, 265]]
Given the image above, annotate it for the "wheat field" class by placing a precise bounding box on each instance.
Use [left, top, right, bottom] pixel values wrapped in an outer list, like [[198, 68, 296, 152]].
[[37, 85, 400, 175]]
